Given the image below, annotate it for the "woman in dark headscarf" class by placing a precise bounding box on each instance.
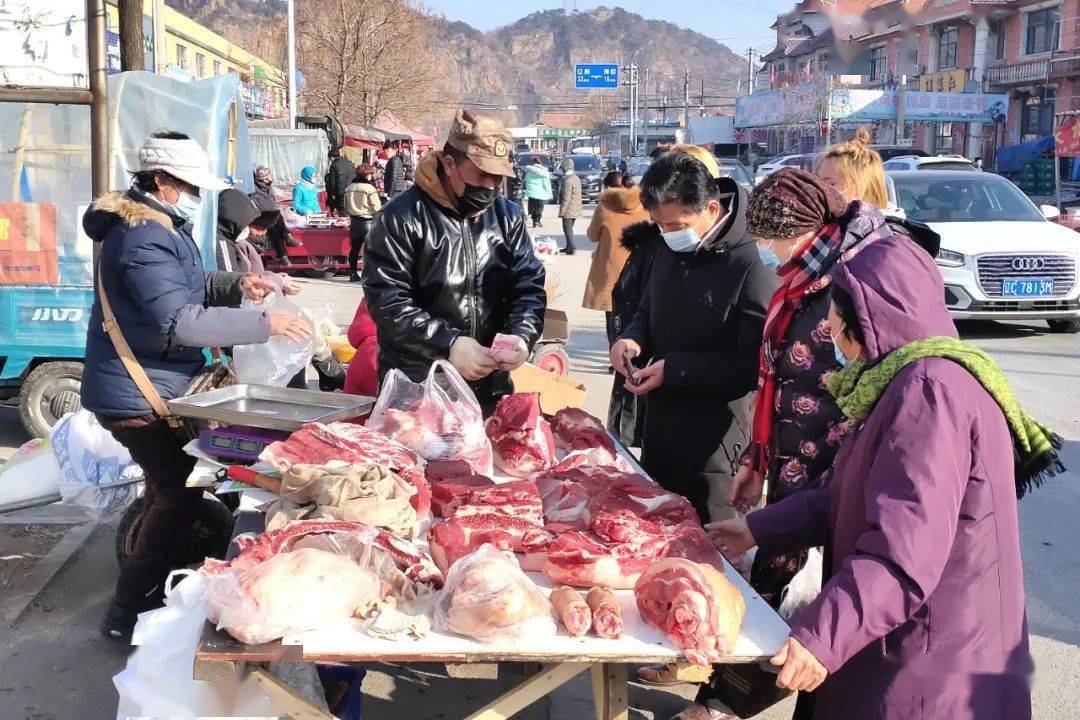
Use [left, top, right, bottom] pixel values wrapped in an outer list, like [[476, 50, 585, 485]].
[[666, 167, 922, 720]]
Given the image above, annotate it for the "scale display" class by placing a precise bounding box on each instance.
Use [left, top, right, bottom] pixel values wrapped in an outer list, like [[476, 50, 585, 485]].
[[198, 426, 289, 463]]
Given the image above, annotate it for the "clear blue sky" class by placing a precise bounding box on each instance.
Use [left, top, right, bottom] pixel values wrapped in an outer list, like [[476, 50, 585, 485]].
[[426, 0, 790, 57]]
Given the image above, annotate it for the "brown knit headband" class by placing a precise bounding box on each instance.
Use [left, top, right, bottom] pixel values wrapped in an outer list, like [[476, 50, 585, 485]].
[[746, 167, 849, 238]]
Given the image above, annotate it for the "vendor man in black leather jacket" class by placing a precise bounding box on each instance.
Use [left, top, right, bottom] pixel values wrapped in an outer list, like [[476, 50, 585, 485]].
[[362, 109, 546, 410]]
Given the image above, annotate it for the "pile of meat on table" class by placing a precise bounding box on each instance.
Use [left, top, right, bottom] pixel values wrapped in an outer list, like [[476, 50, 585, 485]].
[[204, 395, 745, 662]]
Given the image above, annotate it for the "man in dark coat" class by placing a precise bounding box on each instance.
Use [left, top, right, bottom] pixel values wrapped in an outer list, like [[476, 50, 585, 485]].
[[611, 151, 776, 522], [362, 109, 546, 410], [324, 147, 356, 216], [382, 141, 408, 198]]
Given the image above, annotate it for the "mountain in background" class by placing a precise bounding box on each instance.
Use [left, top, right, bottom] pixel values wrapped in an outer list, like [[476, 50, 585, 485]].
[[168, 2, 746, 129]]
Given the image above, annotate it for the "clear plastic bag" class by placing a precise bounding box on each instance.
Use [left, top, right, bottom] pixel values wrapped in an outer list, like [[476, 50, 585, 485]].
[[368, 359, 493, 475], [435, 544, 555, 642], [233, 292, 315, 386]]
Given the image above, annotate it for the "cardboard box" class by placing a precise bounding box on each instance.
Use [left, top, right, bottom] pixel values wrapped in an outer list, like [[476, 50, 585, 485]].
[[510, 362, 586, 415], [0, 203, 59, 285]]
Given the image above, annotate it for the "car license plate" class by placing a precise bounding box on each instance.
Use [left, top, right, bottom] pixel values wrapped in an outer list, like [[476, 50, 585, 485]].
[[1002, 278, 1053, 297]]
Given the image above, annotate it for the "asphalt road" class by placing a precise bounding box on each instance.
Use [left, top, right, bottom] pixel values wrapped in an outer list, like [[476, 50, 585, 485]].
[[0, 203, 1077, 719]]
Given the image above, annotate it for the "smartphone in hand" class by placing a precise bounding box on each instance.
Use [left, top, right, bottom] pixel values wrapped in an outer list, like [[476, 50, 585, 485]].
[[622, 349, 641, 386]]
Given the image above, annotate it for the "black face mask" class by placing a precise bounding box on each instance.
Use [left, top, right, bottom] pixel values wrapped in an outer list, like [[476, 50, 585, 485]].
[[457, 183, 499, 216]]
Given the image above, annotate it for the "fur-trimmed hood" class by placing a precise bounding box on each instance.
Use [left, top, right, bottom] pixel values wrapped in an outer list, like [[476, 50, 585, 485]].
[[82, 190, 182, 242], [619, 220, 660, 251], [598, 186, 643, 214]]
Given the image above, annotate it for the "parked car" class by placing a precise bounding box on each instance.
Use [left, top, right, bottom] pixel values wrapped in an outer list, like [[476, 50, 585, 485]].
[[870, 144, 931, 161], [551, 153, 604, 203], [886, 169, 1080, 332], [714, 157, 754, 192], [628, 160, 651, 187], [515, 151, 555, 174], [883, 154, 975, 172], [754, 153, 811, 184]]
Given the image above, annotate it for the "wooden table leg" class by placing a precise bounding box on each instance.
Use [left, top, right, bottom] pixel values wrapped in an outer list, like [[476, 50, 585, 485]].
[[590, 663, 629, 720], [463, 662, 588, 720]]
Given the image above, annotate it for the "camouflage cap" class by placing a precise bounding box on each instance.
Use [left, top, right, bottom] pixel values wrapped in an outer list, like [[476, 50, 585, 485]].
[[446, 108, 514, 177]]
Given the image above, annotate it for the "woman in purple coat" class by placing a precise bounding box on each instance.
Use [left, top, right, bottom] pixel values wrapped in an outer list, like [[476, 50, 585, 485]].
[[711, 233, 1060, 719]]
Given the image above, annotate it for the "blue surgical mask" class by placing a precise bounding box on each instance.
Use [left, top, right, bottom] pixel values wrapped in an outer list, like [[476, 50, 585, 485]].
[[833, 343, 849, 367], [662, 227, 702, 253], [830, 329, 850, 367], [758, 244, 782, 270], [168, 190, 202, 222]]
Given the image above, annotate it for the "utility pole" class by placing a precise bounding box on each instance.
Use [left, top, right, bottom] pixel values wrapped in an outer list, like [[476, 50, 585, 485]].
[[117, 0, 144, 70], [895, 74, 907, 145], [287, 0, 297, 129], [699, 78, 705, 116], [641, 68, 649, 154], [622, 63, 639, 155], [150, 0, 166, 73], [747, 47, 756, 95], [683, 68, 690, 127]]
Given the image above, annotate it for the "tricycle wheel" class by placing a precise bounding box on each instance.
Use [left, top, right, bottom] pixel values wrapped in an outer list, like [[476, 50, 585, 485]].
[[531, 344, 570, 376], [18, 361, 83, 438], [116, 492, 235, 568], [303, 256, 340, 279]]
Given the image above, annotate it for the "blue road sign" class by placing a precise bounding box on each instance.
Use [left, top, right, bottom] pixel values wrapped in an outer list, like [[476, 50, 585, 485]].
[[575, 63, 618, 89]]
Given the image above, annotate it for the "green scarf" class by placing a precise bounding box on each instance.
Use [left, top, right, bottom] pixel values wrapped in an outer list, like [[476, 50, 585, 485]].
[[828, 336, 1063, 498]]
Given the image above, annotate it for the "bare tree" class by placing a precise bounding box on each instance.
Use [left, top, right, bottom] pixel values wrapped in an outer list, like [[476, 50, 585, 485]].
[[118, 0, 145, 71], [295, 0, 440, 125]]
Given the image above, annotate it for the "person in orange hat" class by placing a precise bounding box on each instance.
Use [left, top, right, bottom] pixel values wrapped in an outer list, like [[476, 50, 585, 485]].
[[361, 109, 547, 410]]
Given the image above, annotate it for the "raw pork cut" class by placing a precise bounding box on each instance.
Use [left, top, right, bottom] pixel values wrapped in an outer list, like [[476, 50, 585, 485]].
[[429, 474, 496, 518], [542, 510, 669, 588], [260, 422, 432, 518], [425, 459, 476, 482], [550, 408, 616, 454], [587, 587, 623, 639], [550, 586, 592, 636], [448, 480, 543, 526], [485, 393, 557, 477], [435, 545, 556, 642], [550, 447, 633, 474], [634, 558, 746, 664], [203, 519, 443, 588], [588, 480, 699, 526], [205, 547, 383, 644], [661, 522, 725, 569], [490, 333, 523, 364], [428, 513, 540, 572], [517, 523, 577, 571]]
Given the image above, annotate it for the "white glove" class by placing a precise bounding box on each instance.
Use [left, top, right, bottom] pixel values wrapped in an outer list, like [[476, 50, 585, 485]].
[[449, 337, 497, 381]]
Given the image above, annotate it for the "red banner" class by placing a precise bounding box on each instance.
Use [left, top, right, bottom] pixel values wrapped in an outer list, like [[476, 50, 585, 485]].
[[1055, 115, 1080, 158], [0, 203, 59, 285]]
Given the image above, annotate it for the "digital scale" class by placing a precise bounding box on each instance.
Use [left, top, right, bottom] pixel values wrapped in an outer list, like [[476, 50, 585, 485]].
[[198, 425, 290, 463]]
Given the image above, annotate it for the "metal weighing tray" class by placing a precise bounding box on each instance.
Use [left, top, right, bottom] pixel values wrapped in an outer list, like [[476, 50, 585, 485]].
[[168, 384, 374, 431]]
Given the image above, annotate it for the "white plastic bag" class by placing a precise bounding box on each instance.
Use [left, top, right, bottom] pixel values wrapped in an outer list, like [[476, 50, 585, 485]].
[[49, 410, 142, 515], [435, 544, 555, 642], [0, 439, 61, 509], [368, 359, 494, 475], [233, 292, 315, 386], [114, 571, 285, 719], [778, 546, 823, 621]]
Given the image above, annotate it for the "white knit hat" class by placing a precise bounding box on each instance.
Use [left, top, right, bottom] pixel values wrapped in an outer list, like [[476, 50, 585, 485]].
[[137, 136, 229, 191]]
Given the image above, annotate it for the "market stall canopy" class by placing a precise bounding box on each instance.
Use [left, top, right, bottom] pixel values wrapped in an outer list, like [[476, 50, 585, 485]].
[[373, 109, 436, 147], [249, 128, 330, 189]]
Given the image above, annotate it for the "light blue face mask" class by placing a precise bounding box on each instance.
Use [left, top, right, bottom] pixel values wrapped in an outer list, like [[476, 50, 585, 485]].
[[662, 226, 702, 253], [758, 244, 782, 270], [168, 190, 202, 222], [830, 328, 850, 367]]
